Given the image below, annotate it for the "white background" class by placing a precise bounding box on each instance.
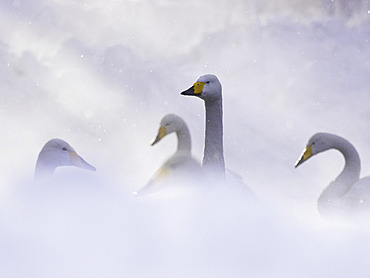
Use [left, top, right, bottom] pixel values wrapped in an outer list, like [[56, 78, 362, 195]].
[[0, 1, 370, 277]]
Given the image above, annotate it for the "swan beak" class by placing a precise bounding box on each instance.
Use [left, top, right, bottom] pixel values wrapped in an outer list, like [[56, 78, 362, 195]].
[[181, 85, 195, 96], [181, 82, 206, 96], [69, 151, 96, 171], [295, 145, 313, 168], [151, 126, 167, 146]]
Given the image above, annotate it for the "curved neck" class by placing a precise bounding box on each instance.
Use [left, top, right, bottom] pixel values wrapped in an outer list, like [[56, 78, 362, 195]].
[[203, 98, 225, 175], [319, 136, 361, 204], [176, 126, 191, 154], [35, 160, 56, 180]]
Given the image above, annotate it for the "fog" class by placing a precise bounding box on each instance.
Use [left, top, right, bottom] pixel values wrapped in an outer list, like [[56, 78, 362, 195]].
[[1, 1, 370, 277]]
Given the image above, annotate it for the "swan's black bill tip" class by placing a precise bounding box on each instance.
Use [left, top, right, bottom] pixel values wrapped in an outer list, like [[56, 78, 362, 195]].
[[181, 86, 195, 96], [294, 157, 304, 168]]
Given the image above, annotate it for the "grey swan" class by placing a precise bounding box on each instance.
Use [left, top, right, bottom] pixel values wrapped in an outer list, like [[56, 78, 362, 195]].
[[181, 74, 225, 178], [181, 74, 254, 198]]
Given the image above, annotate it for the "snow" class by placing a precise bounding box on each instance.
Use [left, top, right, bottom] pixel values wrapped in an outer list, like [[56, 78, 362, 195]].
[[1, 0, 370, 277]]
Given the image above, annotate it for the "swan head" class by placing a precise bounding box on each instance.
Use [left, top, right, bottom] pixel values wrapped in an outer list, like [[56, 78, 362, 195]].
[[181, 74, 222, 101], [35, 139, 96, 178], [151, 114, 186, 145], [295, 133, 338, 168]]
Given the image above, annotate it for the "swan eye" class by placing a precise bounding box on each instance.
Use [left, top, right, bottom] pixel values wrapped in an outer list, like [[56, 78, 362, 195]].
[[62, 147, 67, 151]]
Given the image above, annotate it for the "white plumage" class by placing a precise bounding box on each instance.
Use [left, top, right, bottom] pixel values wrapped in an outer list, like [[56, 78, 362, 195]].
[[136, 114, 203, 196], [296, 132, 370, 221], [35, 138, 96, 180], [181, 74, 254, 197], [181, 74, 225, 177]]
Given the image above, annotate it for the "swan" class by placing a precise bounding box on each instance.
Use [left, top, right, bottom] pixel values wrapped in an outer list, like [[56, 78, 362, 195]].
[[135, 114, 202, 196], [180, 74, 255, 199], [35, 138, 96, 180], [295, 132, 370, 220], [181, 74, 225, 177]]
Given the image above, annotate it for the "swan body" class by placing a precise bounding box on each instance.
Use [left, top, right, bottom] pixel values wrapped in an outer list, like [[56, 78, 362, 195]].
[[181, 74, 225, 177], [35, 139, 96, 180], [295, 132, 370, 220], [136, 114, 202, 196]]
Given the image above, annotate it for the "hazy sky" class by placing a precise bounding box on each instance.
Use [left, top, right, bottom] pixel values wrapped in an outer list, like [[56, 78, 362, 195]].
[[1, 1, 370, 277]]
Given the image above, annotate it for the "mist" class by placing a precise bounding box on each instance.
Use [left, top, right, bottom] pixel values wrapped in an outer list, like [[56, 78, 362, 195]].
[[1, 0, 370, 277]]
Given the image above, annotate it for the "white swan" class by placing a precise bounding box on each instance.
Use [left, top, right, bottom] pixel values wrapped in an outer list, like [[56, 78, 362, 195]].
[[295, 132, 370, 220], [136, 114, 202, 196], [180, 75, 255, 199], [181, 74, 225, 177], [35, 138, 96, 180]]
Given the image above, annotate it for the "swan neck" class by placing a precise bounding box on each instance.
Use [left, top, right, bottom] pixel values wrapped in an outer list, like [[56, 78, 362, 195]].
[[203, 98, 225, 175], [333, 137, 361, 186], [319, 136, 361, 207], [176, 127, 191, 154], [35, 160, 56, 180]]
